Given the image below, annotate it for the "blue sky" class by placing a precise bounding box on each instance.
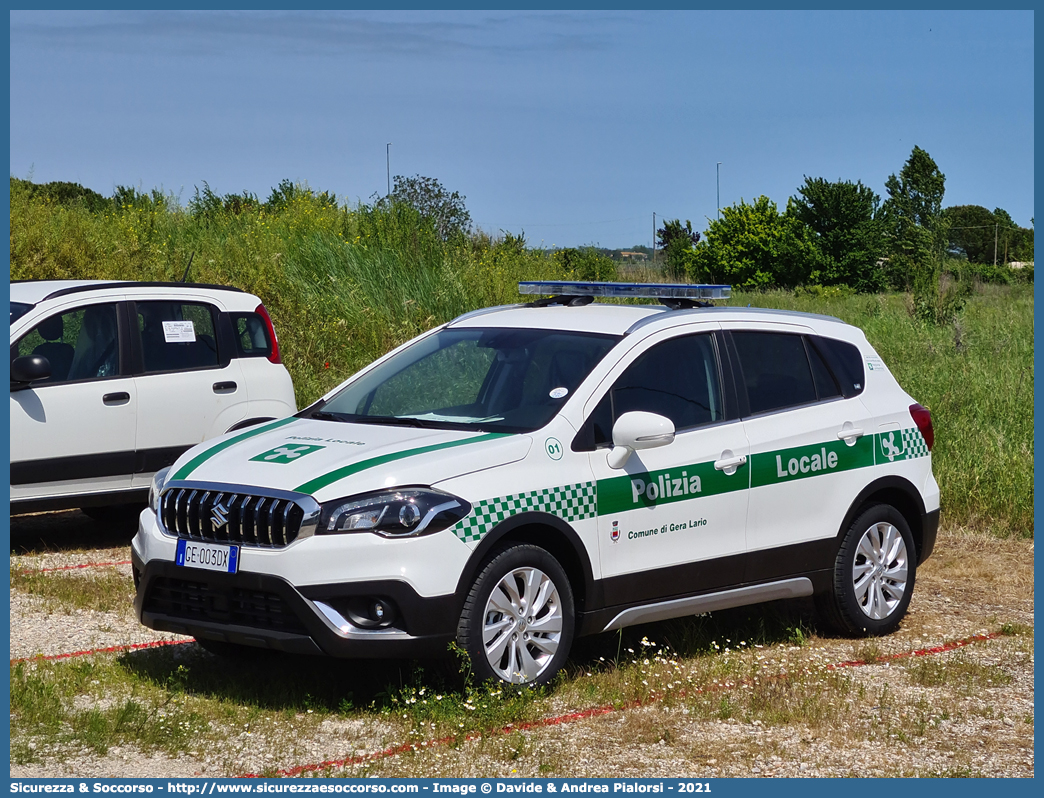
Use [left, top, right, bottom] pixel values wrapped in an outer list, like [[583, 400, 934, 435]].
[[9, 9, 1035, 249]]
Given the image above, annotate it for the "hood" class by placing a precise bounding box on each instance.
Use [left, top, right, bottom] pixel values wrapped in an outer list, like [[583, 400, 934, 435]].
[[167, 417, 532, 502]]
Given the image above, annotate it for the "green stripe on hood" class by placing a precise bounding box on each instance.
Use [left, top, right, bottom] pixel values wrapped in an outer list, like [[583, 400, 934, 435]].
[[294, 432, 511, 496], [172, 417, 298, 480]]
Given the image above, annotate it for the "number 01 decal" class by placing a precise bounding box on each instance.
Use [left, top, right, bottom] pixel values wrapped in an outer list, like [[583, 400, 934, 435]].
[[544, 437, 563, 460]]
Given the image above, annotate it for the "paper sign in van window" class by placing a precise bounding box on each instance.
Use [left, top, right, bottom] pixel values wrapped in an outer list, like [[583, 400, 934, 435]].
[[162, 320, 196, 343]]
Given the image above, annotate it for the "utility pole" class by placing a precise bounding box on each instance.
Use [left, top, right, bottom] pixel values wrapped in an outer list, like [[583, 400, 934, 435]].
[[716, 162, 722, 220], [652, 212, 657, 263], [386, 143, 392, 196], [994, 223, 998, 267]]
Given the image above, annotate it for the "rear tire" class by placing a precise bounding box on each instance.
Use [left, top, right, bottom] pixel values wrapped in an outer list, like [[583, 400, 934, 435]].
[[457, 544, 575, 686], [818, 503, 917, 636]]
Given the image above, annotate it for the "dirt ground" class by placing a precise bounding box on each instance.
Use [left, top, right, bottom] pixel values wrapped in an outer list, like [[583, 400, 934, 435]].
[[8, 510, 1035, 778]]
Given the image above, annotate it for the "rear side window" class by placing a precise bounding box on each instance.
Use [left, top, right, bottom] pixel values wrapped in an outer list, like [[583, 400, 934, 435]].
[[137, 301, 220, 373], [813, 336, 865, 397], [805, 339, 842, 400], [231, 313, 273, 358], [732, 331, 817, 415]]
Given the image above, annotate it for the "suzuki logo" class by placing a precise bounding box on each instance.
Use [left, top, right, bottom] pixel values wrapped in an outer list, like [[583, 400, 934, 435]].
[[210, 501, 230, 532]]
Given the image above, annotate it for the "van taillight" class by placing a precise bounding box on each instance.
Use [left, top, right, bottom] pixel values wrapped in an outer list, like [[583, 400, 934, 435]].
[[255, 303, 282, 364], [909, 403, 933, 450]]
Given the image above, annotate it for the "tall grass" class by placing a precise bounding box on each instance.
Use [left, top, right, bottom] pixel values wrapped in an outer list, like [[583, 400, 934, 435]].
[[9, 181, 1032, 536]]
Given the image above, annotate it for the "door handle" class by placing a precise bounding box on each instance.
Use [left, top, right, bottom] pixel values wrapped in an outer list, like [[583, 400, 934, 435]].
[[213, 381, 238, 394], [837, 427, 864, 442], [102, 392, 130, 406], [713, 454, 747, 472]]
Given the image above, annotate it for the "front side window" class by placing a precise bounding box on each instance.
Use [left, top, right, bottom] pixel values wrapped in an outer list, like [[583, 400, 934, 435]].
[[12, 303, 120, 383], [584, 334, 723, 448], [314, 327, 620, 433], [137, 302, 219, 373]]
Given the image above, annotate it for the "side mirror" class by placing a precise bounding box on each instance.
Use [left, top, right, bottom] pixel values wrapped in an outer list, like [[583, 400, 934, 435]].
[[606, 411, 675, 469], [11, 355, 51, 389]]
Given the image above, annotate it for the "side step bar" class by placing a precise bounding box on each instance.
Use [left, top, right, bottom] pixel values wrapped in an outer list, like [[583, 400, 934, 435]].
[[601, 577, 814, 633]]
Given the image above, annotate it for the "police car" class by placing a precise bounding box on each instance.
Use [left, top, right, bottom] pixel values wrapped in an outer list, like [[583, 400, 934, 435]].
[[132, 281, 939, 686]]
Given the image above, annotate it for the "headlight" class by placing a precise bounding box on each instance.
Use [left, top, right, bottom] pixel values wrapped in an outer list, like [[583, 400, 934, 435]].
[[149, 466, 172, 514], [319, 488, 471, 538]]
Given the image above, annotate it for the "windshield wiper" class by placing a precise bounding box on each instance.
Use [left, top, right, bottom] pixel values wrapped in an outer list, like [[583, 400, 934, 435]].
[[348, 416, 436, 428], [309, 410, 347, 422]]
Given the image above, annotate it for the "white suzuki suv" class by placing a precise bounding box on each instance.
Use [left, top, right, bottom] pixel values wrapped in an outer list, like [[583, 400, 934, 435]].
[[10, 280, 296, 517], [133, 281, 938, 685]]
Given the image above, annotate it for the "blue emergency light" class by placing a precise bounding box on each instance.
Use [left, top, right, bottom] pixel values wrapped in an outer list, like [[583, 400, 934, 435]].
[[518, 280, 731, 302]]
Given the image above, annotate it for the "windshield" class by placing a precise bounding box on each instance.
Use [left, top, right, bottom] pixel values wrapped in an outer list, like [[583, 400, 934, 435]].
[[10, 302, 33, 325], [311, 327, 621, 433]]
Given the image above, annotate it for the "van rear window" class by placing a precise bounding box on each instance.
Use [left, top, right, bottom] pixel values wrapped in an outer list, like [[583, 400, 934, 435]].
[[232, 313, 273, 358]]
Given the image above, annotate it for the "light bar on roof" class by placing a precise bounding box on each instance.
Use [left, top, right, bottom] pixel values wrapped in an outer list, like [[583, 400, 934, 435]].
[[518, 280, 731, 300]]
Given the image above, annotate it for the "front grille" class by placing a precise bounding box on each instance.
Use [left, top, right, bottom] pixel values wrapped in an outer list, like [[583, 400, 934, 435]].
[[161, 487, 307, 547], [144, 576, 308, 634]]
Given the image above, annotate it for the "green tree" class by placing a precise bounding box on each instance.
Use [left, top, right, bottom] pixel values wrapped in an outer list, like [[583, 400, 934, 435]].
[[686, 196, 825, 290], [552, 246, 617, 281], [656, 219, 699, 278], [787, 177, 886, 292], [944, 204, 999, 263], [384, 174, 472, 241], [882, 146, 947, 320]]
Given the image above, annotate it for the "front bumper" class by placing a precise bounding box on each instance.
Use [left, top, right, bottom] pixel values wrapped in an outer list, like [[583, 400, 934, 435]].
[[131, 506, 465, 658], [132, 548, 458, 657]]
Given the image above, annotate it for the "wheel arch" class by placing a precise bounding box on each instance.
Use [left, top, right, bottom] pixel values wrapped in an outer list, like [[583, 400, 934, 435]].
[[226, 416, 276, 433], [837, 476, 928, 561], [454, 512, 599, 617]]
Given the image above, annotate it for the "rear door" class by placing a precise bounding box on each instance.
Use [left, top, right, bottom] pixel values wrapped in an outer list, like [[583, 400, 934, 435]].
[[725, 324, 875, 576], [129, 298, 247, 486]]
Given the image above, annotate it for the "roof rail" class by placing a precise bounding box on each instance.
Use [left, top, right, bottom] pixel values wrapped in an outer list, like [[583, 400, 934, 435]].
[[518, 280, 731, 310]]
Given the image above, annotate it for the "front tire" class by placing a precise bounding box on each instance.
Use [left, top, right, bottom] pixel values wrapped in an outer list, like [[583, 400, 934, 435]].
[[819, 504, 917, 636], [457, 544, 575, 686]]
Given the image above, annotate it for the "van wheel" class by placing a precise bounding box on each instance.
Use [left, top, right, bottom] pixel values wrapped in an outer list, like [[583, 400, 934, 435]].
[[818, 504, 917, 636], [457, 544, 574, 686]]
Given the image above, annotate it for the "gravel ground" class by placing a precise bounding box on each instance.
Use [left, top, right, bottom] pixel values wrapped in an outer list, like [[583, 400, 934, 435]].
[[8, 513, 1035, 779]]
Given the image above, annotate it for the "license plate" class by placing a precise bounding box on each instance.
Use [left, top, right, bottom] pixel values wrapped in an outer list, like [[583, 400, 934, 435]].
[[175, 539, 239, 574]]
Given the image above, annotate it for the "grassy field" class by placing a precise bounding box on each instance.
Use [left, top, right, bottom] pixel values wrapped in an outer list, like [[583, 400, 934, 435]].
[[9, 521, 1035, 776], [9, 181, 1033, 536]]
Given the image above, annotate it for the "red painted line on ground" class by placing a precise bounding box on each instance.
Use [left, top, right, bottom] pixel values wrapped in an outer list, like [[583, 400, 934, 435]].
[[827, 631, 1001, 669], [10, 639, 188, 664], [16, 560, 132, 574], [238, 631, 1006, 778]]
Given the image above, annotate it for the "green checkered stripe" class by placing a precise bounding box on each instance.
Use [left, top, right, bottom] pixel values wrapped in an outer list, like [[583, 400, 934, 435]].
[[899, 428, 930, 460], [451, 482, 597, 544]]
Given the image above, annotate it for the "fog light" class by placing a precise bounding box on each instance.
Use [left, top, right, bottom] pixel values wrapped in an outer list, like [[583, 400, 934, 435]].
[[370, 599, 394, 625], [341, 597, 397, 629]]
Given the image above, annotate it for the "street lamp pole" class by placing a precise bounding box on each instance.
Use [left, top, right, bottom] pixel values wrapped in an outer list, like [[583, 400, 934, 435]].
[[387, 143, 392, 196], [716, 162, 722, 220]]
